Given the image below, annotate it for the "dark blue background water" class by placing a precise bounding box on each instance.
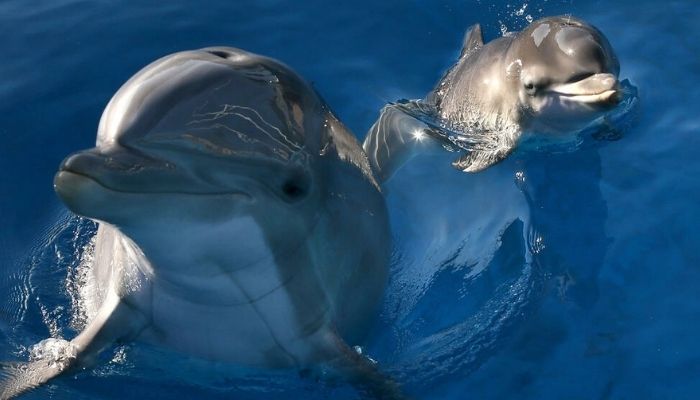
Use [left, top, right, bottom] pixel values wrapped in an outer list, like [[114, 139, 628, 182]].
[[1, 1, 699, 399]]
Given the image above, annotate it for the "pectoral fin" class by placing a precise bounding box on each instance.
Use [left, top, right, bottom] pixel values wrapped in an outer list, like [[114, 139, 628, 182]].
[[0, 353, 75, 400], [323, 111, 381, 190], [331, 345, 408, 400], [0, 293, 147, 399], [313, 330, 409, 400], [452, 148, 512, 173]]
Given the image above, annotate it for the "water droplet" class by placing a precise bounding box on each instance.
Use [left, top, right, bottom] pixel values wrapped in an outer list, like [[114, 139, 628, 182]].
[[499, 21, 508, 36], [515, 3, 528, 16]]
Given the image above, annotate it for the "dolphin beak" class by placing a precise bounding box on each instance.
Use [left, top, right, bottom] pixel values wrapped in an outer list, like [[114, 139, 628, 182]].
[[55, 145, 288, 198], [549, 73, 620, 105]]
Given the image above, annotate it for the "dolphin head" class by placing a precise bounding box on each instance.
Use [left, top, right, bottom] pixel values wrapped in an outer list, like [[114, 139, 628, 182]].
[[54, 48, 329, 270], [508, 16, 621, 133]]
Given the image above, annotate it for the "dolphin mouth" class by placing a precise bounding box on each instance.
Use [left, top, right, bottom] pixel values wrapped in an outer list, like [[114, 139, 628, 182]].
[[549, 73, 620, 104]]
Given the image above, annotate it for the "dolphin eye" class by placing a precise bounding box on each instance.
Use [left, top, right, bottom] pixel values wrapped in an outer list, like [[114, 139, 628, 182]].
[[280, 174, 309, 202]]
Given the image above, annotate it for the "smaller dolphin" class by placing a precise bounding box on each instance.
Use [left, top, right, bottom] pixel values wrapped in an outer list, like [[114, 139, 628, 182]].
[[1, 47, 396, 398], [364, 16, 625, 179]]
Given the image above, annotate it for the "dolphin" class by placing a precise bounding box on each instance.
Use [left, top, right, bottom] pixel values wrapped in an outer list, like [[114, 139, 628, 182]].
[[1, 47, 394, 398], [364, 16, 624, 179]]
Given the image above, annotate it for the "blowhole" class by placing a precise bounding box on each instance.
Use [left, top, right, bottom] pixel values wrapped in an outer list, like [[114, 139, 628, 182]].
[[208, 50, 230, 59]]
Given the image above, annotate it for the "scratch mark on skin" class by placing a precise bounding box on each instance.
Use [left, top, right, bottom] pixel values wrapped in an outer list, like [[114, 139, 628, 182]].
[[188, 104, 303, 153]]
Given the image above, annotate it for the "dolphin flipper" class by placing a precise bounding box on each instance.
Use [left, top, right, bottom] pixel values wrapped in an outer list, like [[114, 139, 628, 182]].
[[0, 292, 146, 399], [321, 332, 408, 400], [0, 357, 74, 400], [452, 148, 512, 172], [323, 112, 381, 190]]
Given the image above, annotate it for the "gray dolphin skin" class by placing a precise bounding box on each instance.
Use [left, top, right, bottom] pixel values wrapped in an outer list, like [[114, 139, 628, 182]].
[[364, 16, 622, 179], [1, 47, 394, 398]]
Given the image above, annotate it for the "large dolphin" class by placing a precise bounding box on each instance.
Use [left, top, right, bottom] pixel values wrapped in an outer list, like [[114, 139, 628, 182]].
[[364, 16, 624, 179], [1, 47, 393, 398]]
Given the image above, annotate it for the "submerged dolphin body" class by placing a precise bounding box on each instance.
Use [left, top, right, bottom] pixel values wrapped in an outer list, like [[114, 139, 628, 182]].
[[1, 48, 392, 398], [364, 16, 623, 179]]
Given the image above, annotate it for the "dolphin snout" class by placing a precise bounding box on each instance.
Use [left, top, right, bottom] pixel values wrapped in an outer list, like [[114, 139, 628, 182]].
[[551, 73, 618, 96], [56, 146, 183, 197], [60, 149, 106, 176], [549, 73, 620, 106], [56, 145, 266, 196], [60, 147, 164, 176]]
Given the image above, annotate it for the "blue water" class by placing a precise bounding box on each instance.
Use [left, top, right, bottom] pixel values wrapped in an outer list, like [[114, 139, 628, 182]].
[[1, 0, 699, 399]]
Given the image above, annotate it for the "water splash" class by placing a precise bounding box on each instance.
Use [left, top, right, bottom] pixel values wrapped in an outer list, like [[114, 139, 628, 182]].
[[66, 232, 98, 331], [28, 338, 77, 368], [1, 214, 96, 356], [390, 100, 515, 154]]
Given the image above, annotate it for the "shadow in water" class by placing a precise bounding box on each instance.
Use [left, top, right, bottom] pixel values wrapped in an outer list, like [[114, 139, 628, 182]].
[[363, 137, 547, 394], [521, 145, 609, 309], [461, 142, 617, 399]]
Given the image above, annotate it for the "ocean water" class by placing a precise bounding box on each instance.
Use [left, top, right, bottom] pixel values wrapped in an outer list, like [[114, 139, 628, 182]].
[[1, 0, 699, 399]]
